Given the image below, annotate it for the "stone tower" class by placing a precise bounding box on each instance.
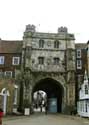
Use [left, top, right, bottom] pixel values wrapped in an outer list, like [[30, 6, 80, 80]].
[[22, 24, 76, 114]]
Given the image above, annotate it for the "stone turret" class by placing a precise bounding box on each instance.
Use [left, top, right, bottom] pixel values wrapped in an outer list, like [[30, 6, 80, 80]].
[[58, 26, 68, 33], [25, 24, 36, 33]]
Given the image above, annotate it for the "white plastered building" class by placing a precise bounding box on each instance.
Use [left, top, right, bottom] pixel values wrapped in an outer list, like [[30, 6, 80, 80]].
[[77, 71, 89, 117]]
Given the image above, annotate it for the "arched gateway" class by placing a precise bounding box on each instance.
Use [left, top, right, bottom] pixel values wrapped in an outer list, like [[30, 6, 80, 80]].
[[26, 73, 67, 113], [32, 77, 64, 113], [21, 24, 76, 114]]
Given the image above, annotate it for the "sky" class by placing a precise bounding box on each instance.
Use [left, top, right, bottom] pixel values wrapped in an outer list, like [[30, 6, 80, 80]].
[[0, 0, 89, 43]]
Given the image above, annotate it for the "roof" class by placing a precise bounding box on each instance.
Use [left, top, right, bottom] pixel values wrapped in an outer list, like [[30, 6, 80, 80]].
[[75, 43, 87, 49], [0, 40, 23, 53]]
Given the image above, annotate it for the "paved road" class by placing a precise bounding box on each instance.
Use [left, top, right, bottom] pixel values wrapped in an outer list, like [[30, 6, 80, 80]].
[[3, 113, 89, 125]]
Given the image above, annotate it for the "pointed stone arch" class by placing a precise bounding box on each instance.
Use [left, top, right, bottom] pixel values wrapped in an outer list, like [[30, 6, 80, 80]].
[[31, 73, 66, 113]]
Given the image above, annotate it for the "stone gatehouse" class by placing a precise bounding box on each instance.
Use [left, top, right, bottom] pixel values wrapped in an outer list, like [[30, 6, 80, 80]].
[[21, 24, 76, 114]]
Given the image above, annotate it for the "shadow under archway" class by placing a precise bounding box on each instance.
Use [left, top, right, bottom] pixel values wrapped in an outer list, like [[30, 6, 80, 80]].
[[32, 78, 64, 113]]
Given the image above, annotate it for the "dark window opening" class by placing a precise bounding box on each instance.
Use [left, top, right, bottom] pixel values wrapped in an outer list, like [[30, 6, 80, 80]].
[[54, 40, 59, 48], [39, 39, 44, 48], [38, 57, 44, 64]]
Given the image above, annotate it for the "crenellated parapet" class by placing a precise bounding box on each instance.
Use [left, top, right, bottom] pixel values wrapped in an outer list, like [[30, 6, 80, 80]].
[[25, 24, 36, 33], [58, 26, 68, 33]]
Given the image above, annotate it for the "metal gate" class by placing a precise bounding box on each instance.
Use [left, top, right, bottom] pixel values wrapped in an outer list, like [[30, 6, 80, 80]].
[[48, 98, 57, 113]]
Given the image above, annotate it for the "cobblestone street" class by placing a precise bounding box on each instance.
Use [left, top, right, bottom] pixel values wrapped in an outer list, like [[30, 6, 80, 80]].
[[3, 113, 89, 125]]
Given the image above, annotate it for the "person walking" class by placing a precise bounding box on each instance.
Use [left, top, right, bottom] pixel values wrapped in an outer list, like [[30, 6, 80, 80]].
[[45, 102, 48, 115]]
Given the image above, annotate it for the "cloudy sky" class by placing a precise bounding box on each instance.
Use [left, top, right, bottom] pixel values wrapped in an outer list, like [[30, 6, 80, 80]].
[[0, 0, 89, 43]]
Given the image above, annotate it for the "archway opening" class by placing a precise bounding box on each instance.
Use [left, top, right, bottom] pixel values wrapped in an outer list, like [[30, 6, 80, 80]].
[[32, 78, 64, 113], [33, 90, 47, 112]]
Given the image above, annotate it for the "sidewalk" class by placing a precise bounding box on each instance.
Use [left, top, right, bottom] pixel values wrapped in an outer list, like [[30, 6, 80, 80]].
[[3, 113, 89, 122], [3, 115, 30, 121], [56, 113, 89, 122]]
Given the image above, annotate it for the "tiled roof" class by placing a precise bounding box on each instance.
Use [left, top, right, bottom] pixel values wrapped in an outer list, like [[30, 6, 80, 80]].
[[0, 40, 23, 53], [75, 43, 87, 49]]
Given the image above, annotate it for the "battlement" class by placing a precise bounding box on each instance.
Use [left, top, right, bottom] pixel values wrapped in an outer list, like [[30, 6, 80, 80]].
[[58, 26, 68, 33], [25, 24, 36, 32]]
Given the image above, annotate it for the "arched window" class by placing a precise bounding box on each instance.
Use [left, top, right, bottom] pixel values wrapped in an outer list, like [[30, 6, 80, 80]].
[[54, 40, 59, 48], [0, 88, 10, 115], [39, 39, 44, 48], [0, 88, 10, 96], [53, 57, 59, 65], [38, 57, 44, 64]]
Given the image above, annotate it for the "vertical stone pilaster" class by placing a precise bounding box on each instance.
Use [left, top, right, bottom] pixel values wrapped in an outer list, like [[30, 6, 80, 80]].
[[61, 86, 67, 113], [66, 83, 75, 114], [67, 84, 75, 106], [28, 84, 32, 105]]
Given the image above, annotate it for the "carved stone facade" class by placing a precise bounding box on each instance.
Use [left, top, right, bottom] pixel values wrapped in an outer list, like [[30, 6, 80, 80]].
[[22, 24, 76, 114]]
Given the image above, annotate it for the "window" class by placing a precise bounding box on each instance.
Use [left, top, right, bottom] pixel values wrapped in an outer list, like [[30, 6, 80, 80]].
[[4, 71, 12, 78], [53, 58, 59, 65], [85, 85, 88, 94], [38, 57, 44, 64], [47, 41, 51, 46], [12, 57, 20, 65], [77, 50, 81, 58], [0, 56, 4, 64], [54, 40, 59, 48], [77, 60, 82, 69], [39, 39, 44, 48]]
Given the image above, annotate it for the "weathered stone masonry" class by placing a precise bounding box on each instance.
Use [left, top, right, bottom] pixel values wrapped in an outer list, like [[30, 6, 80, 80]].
[[22, 24, 76, 114]]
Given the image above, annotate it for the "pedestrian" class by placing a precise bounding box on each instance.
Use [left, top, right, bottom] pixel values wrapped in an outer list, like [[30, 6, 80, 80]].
[[45, 102, 48, 115], [0, 108, 3, 125], [40, 104, 42, 112]]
